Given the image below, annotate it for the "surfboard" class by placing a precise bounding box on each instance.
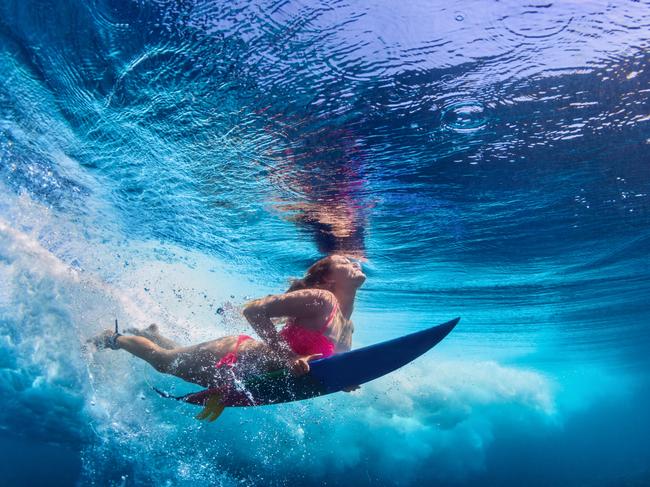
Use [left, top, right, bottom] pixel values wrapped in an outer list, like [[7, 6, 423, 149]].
[[161, 317, 459, 413]]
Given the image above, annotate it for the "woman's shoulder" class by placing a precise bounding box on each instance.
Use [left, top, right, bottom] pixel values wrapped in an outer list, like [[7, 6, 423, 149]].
[[287, 288, 337, 309], [245, 288, 336, 321], [286, 287, 334, 299]]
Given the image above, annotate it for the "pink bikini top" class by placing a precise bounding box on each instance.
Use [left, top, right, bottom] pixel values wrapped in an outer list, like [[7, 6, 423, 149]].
[[279, 302, 338, 358]]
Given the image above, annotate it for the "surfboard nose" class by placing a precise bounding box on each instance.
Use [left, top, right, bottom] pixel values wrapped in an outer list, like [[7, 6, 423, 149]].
[[310, 317, 461, 393]]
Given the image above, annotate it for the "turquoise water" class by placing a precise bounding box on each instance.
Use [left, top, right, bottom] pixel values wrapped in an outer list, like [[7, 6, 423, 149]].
[[1, 1, 649, 485]]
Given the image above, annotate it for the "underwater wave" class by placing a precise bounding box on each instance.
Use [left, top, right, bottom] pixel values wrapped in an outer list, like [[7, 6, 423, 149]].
[[1, 0, 649, 485]]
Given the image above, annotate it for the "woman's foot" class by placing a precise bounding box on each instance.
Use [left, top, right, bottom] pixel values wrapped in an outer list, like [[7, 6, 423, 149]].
[[125, 322, 158, 337], [90, 329, 121, 350]]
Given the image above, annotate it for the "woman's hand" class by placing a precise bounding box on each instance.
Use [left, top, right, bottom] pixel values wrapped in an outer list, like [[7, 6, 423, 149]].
[[288, 353, 323, 376]]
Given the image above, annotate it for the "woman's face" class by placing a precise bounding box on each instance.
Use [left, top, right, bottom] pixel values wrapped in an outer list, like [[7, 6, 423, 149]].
[[326, 255, 366, 289]]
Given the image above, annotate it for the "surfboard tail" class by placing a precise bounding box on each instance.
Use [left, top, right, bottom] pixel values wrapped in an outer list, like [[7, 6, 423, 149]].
[[153, 385, 254, 407]]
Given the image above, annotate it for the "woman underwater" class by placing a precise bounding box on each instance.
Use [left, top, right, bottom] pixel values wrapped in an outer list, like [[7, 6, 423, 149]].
[[93, 255, 365, 390]]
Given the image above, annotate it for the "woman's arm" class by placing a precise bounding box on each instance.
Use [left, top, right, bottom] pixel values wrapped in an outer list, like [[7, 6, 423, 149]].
[[338, 323, 359, 391], [242, 289, 335, 360], [337, 320, 354, 352]]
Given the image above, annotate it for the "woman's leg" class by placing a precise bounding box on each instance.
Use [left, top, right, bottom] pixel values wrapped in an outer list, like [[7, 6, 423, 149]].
[[94, 329, 279, 388], [110, 335, 172, 372], [112, 335, 236, 386], [124, 323, 179, 350]]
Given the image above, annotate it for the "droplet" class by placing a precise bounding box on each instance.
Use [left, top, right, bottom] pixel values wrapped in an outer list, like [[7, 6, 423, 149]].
[[455, 13, 465, 22], [441, 101, 487, 132], [216, 307, 224, 315]]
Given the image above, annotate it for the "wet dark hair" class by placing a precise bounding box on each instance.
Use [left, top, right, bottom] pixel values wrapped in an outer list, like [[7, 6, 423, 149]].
[[287, 256, 334, 292]]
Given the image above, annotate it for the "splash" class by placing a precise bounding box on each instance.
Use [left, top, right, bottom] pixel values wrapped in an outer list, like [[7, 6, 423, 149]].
[[0, 191, 558, 485]]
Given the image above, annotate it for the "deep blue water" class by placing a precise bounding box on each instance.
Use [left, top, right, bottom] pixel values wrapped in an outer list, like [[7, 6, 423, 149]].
[[1, 1, 649, 485]]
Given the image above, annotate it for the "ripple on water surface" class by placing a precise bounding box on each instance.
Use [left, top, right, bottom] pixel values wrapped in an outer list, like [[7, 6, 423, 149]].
[[441, 101, 488, 133]]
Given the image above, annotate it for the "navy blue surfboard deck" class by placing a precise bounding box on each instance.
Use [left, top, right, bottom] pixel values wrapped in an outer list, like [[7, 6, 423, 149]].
[[309, 316, 459, 393], [167, 317, 459, 408]]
